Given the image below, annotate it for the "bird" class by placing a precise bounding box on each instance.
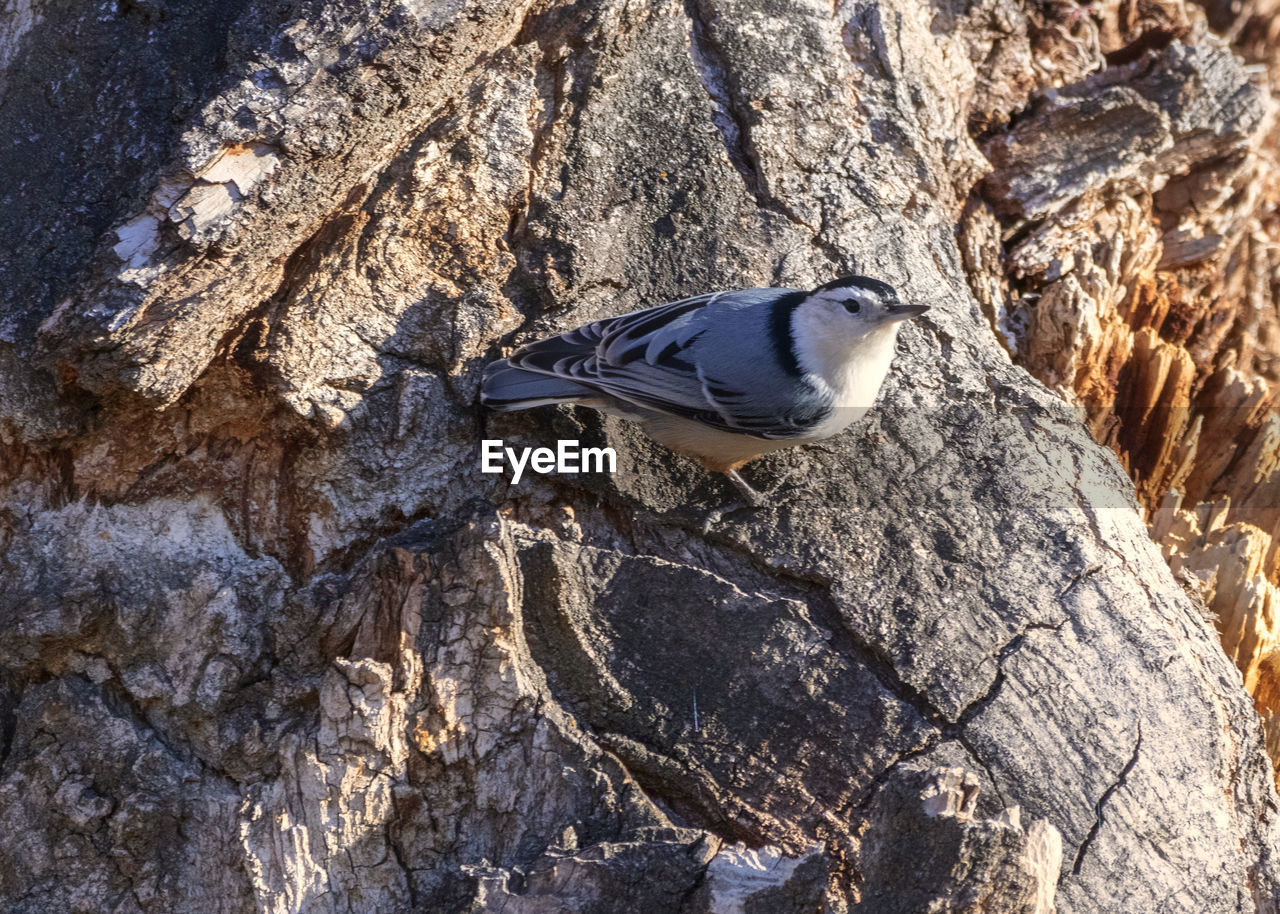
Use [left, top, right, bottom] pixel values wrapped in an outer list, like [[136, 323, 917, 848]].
[[481, 276, 929, 502]]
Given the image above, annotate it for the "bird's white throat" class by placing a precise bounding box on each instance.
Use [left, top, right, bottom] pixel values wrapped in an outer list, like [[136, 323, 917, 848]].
[[791, 310, 902, 410]]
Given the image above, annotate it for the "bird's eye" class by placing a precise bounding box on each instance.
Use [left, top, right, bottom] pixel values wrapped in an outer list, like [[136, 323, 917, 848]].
[[844, 300, 862, 314]]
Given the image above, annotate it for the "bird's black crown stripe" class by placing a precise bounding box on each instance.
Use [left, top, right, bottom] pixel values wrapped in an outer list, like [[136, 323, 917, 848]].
[[814, 274, 899, 303]]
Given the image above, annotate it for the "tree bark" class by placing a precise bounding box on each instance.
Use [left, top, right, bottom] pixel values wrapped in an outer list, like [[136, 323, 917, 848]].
[[1, 0, 1278, 911]]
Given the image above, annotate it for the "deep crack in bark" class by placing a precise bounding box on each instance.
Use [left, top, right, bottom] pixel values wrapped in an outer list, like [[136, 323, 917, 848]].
[[1069, 723, 1144, 878]]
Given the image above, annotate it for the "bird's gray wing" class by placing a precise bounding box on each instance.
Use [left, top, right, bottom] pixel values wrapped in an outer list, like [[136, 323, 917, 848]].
[[509, 291, 722, 415], [511, 292, 717, 371], [508, 289, 826, 439]]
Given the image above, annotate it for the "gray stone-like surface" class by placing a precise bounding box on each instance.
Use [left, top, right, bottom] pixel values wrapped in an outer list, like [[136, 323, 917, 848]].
[[0, 0, 1277, 911]]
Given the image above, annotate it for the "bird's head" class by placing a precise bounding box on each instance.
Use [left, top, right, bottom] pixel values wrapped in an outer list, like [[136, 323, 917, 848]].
[[798, 276, 929, 342]]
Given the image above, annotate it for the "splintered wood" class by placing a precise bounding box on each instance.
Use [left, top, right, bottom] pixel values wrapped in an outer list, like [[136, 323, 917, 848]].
[[974, 6, 1280, 773]]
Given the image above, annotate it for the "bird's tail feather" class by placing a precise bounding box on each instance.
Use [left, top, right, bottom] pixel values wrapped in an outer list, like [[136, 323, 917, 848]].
[[481, 360, 595, 410]]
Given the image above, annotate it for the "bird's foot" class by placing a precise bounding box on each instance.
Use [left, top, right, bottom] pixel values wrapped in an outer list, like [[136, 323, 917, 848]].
[[699, 503, 734, 534], [699, 469, 783, 531], [699, 468, 801, 533], [725, 469, 765, 507], [692, 471, 757, 534], [731, 466, 802, 502]]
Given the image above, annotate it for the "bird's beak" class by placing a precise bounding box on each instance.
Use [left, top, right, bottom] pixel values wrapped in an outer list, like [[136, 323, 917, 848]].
[[886, 303, 930, 320]]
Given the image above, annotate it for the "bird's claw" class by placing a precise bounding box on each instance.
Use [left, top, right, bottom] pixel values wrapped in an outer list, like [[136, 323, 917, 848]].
[[699, 502, 739, 534]]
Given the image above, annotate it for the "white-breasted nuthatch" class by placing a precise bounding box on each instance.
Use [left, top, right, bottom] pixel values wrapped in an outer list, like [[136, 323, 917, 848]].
[[481, 276, 929, 500]]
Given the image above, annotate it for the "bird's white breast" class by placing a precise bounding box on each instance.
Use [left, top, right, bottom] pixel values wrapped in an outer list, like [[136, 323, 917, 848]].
[[793, 317, 902, 440]]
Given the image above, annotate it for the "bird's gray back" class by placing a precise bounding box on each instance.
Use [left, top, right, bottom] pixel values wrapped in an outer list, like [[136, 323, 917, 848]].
[[685, 290, 833, 437], [691, 288, 800, 377]]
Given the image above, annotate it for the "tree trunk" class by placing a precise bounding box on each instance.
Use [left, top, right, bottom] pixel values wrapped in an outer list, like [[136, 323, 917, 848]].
[[1, 0, 1278, 911]]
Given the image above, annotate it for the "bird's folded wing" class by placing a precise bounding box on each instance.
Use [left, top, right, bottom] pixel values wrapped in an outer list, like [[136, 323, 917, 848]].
[[508, 289, 821, 439], [511, 292, 718, 371]]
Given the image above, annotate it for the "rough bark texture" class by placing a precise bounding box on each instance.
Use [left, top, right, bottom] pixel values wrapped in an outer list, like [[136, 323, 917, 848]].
[[2, 0, 1279, 912]]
